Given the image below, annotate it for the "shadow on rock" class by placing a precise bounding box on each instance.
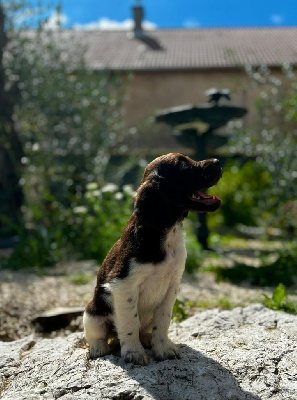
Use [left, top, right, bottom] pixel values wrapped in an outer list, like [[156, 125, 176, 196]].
[[103, 343, 261, 400], [4, 305, 295, 400]]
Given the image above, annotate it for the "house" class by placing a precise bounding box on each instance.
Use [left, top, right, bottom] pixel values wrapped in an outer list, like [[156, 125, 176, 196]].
[[72, 5, 297, 154]]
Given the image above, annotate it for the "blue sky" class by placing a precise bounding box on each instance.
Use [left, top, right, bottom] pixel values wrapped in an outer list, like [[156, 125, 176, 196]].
[[32, 0, 297, 29]]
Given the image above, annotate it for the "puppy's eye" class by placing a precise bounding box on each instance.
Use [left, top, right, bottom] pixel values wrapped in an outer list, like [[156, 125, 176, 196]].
[[180, 161, 189, 170]]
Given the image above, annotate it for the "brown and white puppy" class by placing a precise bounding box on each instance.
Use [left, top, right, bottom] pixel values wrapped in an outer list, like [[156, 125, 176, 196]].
[[83, 153, 222, 365]]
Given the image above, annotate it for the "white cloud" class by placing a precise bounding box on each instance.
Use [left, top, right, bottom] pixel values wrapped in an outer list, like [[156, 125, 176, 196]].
[[270, 14, 284, 25], [43, 10, 68, 30], [73, 17, 157, 31], [183, 18, 201, 29]]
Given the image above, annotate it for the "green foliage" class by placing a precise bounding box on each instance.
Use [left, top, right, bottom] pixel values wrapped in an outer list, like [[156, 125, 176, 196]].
[[195, 297, 233, 310], [0, 1, 137, 269], [2, 183, 135, 268], [210, 242, 297, 287], [65, 183, 134, 262], [67, 273, 93, 285], [0, 2, 25, 238], [229, 67, 297, 235], [2, 221, 63, 269], [184, 223, 203, 273], [215, 297, 233, 310], [9, 27, 127, 203], [263, 284, 297, 314], [3, 3, 128, 192], [1, 194, 66, 268], [172, 299, 189, 322], [172, 297, 234, 324], [282, 80, 297, 121], [208, 160, 271, 228]]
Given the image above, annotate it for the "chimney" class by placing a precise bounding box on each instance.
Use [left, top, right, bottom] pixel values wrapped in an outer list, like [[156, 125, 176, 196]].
[[133, 1, 144, 37]]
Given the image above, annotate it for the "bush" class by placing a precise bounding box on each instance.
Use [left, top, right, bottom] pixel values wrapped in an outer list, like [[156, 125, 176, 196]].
[[227, 67, 297, 235], [210, 242, 297, 287], [1, 1, 131, 246], [184, 229, 203, 273], [65, 183, 134, 262], [182, 217, 204, 273], [2, 183, 135, 269], [208, 160, 271, 228]]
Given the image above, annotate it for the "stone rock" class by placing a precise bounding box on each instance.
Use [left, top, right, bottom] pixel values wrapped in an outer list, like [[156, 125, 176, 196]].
[[1, 304, 297, 400], [32, 307, 85, 332]]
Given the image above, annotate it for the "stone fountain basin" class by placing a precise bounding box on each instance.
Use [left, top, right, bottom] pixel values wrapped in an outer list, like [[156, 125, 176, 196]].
[[156, 103, 247, 131]]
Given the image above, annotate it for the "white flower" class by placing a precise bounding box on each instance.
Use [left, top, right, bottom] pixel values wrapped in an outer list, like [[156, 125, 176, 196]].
[[92, 190, 102, 197], [122, 184, 136, 197], [86, 182, 98, 191], [32, 143, 40, 151], [101, 183, 118, 193], [73, 206, 88, 214], [115, 192, 124, 201], [21, 157, 29, 165]]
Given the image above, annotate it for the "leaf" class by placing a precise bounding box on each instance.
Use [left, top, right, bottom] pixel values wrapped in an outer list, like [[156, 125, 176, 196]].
[[272, 284, 286, 308], [172, 299, 189, 323], [262, 293, 273, 309]]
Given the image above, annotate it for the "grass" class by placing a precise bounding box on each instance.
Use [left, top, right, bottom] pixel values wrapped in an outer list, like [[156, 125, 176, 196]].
[[172, 297, 236, 323], [67, 273, 93, 285], [172, 299, 189, 322], [173, 286, 297, 325], [195, 297, 234, 311]]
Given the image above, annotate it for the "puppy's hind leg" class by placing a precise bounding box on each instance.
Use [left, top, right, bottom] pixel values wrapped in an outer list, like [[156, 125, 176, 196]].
[[83, 312, 111, 359]]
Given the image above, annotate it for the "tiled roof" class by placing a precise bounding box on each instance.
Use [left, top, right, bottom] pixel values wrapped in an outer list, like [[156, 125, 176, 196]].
[[68, 28, 297, 70]]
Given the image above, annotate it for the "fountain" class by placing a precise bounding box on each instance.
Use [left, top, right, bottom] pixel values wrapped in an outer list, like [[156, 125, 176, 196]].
[[155, 89, 247, 249]]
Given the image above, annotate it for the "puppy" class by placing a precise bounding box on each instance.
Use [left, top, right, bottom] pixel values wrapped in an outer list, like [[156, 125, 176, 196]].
[[83, 153, 222, 365]]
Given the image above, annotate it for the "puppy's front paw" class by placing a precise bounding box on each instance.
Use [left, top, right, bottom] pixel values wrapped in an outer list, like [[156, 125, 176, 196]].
[[122, 349, 149, 366], [89, 339, 110, 359], [152, 339, 180, 361]]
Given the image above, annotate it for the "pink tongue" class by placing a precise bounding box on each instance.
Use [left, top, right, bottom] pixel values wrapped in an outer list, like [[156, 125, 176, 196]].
[[194, 190, 213, 199]]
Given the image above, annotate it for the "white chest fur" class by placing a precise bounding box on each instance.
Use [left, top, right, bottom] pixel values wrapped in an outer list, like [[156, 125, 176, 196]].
[[137, 223, 187, 314], [106, 223, 187, 329]]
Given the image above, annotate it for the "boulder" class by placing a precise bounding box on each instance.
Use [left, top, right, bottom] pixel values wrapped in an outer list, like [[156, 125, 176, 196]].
[[0, 304, 296, 400]]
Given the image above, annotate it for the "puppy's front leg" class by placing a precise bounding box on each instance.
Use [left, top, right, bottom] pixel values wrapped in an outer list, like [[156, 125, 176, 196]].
[[111, 282, 148, 366], [151, 282, 181, 361]]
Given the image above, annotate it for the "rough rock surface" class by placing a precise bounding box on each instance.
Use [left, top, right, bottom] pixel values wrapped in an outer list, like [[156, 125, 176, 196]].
[[0, 304, 296, 400]]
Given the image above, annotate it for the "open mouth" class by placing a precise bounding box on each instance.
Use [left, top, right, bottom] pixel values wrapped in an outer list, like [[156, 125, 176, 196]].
[[188, 164, 223, 213], [190, 189, 220, 205]]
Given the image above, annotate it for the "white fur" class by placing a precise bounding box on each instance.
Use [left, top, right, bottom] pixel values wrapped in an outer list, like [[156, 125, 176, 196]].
[[84, 223, 187, 363], [83, 313, 111, 357]]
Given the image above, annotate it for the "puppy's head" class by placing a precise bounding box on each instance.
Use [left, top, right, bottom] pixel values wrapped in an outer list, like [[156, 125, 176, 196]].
[[134, 153, 222, 228]]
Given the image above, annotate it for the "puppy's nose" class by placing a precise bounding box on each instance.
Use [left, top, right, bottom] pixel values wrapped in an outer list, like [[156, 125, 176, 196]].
[[212, 158, 220, 166]]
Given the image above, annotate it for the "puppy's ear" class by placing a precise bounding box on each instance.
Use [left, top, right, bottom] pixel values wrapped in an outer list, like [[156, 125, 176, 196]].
[[134, 178, 173, 228]]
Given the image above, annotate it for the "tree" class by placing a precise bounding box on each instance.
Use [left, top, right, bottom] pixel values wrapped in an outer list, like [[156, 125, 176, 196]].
[[0, 4, 23, 238], [232, 66, 297, 236], [1, 0, 128, 239]]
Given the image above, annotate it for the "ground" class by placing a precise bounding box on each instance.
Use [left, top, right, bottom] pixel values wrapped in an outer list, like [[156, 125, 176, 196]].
[[2, 236, 296, 342]]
